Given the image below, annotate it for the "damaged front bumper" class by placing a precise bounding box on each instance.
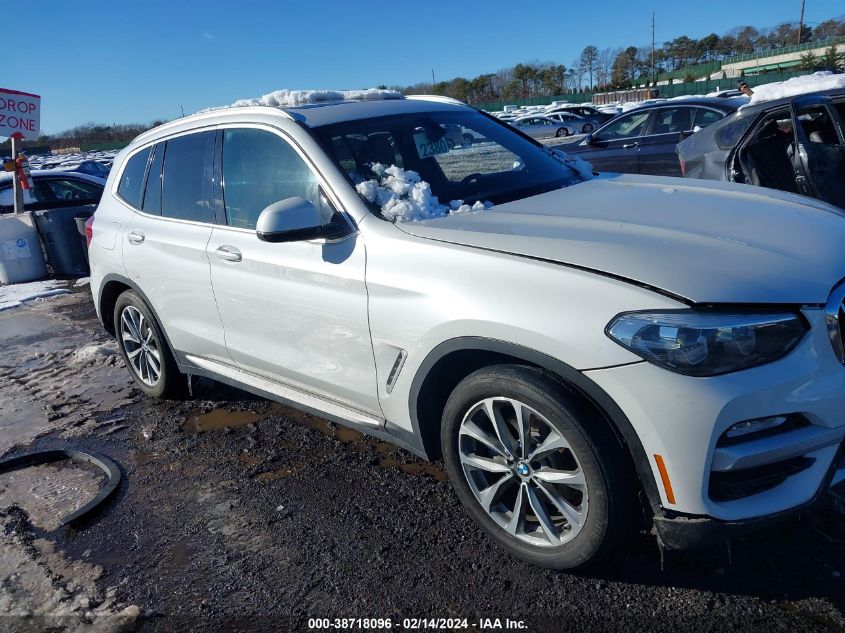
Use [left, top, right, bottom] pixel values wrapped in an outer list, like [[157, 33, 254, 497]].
[[653, 443, 845, 549]]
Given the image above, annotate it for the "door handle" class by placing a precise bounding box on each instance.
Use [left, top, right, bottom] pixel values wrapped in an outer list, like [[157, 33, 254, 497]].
[[215, 245, 242, 263], [622, 142, 639, 149], [127, 231, 145, 245]]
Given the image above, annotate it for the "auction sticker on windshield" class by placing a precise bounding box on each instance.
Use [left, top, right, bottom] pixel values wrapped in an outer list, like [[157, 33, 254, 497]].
[[414, 131, 452, 159]]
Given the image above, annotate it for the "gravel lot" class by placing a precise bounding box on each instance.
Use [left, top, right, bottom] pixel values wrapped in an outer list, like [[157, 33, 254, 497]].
[[2, 288, 845, 632]]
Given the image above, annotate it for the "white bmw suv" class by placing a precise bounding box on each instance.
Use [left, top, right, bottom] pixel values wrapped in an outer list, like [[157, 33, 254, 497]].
[[88, 89, 845, 569]]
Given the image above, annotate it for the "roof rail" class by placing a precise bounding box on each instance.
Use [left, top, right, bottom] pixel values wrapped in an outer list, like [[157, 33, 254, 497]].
[[131, 106, 296, 145], [406, 94, 467, 106]]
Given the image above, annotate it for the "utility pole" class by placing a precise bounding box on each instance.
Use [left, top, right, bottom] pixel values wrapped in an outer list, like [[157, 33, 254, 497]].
[[431, 69, 436, 89], [651, 12, 656, 87], [797, 0, 805, 44]]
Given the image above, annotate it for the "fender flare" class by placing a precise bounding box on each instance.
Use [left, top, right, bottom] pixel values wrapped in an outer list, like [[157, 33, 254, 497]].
[[98, 273, 183, 368], [407, 336, 662, 512]]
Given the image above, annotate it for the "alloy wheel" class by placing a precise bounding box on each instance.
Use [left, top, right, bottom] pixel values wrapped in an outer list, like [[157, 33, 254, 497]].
[[458, 397, 588, 547], [119, 305, 162, 387]]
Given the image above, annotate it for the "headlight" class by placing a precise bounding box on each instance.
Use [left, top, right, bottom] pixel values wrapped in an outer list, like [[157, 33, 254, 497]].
[[606, 310, 806, 376]]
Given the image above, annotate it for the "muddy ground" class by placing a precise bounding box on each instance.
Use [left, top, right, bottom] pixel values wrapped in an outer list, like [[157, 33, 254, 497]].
[[1, 287, 845, 632]]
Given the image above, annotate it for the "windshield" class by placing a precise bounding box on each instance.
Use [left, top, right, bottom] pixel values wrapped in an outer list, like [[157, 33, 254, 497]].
[[309, 110, 584, 216]]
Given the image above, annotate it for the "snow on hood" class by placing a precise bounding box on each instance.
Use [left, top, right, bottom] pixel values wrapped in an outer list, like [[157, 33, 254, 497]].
[[355, 164, 491, 222], [395, 173, 845, 304], [746, 71, 845, 107], [200, 88, 402, 112]]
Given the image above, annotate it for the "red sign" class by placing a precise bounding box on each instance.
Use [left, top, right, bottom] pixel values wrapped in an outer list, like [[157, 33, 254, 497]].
[[0, 88, 41, 139]]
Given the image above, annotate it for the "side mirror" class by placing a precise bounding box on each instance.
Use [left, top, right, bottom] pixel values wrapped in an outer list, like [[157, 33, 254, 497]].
[[256, 197, 340, 243]]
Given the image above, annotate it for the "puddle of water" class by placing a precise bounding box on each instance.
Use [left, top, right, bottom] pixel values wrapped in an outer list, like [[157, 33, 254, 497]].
[[171, 538, 189, 569], [378, 457, 448, 482], [256, 467, 299, 482], [0, 461, 105, 531], [130, 449, 158, 466], [182, 409, 264, 433], [337, 427, 363, 442], [237, 452, 263, 468], [375, 442, 395, 456]]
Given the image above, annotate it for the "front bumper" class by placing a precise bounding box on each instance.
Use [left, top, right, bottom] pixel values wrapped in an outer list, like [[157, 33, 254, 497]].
[[584, 307, 845, 526], [654, 444, 845, 549]]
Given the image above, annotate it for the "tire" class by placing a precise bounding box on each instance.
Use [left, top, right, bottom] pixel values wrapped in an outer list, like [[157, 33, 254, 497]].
[[113, 290, 186, 399], [441, 365, 631, 569], [555, 128, 568, 138], [582, 123, 595, 134]]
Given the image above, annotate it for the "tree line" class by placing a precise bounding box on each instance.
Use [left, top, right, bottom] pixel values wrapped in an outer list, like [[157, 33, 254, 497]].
[[1, 120, 168, 153], [402, 16, 845, 101], [8, 16, 845, 151]]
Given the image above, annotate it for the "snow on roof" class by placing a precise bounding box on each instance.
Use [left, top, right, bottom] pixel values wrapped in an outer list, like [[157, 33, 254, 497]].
[[203, 88, 403, 112], [747, 71, 845, 106]]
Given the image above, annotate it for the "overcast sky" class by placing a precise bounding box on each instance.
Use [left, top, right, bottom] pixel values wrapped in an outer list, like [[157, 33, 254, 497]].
[[8, 0, 844, 133]]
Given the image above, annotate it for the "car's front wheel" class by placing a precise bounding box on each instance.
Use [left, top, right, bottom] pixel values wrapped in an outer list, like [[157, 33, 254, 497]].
[[582, 123, 595, 134], [114, 290, 185, 399], [441, 365, 630, 569], [555, 127, 569, 137]]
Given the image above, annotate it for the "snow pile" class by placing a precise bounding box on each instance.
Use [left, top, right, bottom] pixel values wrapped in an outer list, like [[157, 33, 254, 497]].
[[355, 164, 491, 222], [203, 88, 402, 112], [747, 71, 845, 106], [72, 342, 118, 364], [74, 277, 91, 287], [0, 280, 70, 312]]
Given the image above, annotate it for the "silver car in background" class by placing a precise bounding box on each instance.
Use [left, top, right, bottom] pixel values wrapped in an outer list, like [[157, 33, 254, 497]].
[[510, 115, 572, 138]]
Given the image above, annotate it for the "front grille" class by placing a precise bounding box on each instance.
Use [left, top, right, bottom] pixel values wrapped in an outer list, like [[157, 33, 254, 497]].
[[825, 281, 845, 365], [709, 457, 815, 501]]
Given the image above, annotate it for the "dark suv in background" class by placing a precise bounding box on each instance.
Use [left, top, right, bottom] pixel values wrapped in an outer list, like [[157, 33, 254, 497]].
[[564, 97, 746, 176]]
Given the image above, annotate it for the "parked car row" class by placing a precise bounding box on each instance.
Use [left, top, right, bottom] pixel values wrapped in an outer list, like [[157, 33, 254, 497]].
[[549, 85, 845, 210], [564, 97, 745, 176], [0, 170, 105, 213], [494, 104, 615, 138]]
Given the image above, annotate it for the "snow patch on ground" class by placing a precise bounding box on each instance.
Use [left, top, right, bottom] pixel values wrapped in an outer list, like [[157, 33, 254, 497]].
[[747, 71, 845, 106], [73, 277, 90, 287], [0, 280, 70, 312], [202, 88, 402, 112], [355, 164, 491, 222], [72, 342, 118, 365]]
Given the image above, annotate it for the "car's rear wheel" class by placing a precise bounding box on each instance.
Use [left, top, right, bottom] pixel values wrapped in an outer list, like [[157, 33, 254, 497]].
[[441, 365, 630, 569], [114, 290, 185, 399], [555, 127, 568, 137]]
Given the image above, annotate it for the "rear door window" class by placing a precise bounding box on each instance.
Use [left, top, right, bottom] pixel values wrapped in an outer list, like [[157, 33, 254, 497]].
[[161, 131, 216, 223], [38, 178, 103, 202], [649, 107, 695, 135], [693, 108, 724, 128], [117, 147, 151, 208], [597, 111, 651, 140], [142, 143, 165, 215]]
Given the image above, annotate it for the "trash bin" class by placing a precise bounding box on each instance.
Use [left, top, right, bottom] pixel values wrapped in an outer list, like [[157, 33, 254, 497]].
[[32, 204, 96, 276], [0, 212, 48, 284], [73, 210, 93, 269]]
